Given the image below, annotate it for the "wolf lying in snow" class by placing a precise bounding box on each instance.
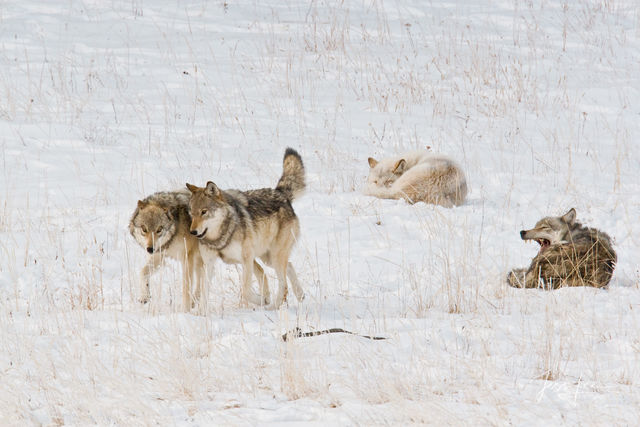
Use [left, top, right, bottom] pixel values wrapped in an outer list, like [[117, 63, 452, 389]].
[[186, 148, 306, 309], [364, 150, 468, 207], [507, 208, 617, 289]]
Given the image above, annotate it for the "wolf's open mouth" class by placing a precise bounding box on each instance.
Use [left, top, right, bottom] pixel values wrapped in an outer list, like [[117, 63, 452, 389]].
[[196, 228, 208, 239], [536, 239, 550, 252]]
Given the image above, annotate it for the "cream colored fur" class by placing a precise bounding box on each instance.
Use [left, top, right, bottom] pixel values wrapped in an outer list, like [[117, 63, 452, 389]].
[[365, 150, 468, 207]]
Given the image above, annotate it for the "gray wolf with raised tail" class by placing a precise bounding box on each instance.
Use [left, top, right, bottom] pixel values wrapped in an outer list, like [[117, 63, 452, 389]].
[[129, 190, 204, 311], [186, 148, 306, 309], [364, 150, 468, 207], [507, 208, 617, 289]]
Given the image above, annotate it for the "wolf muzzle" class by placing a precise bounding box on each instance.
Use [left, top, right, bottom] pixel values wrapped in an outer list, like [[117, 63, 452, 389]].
[[190, 228, 207, 239], [147, 246, 154, 254], [520, 230, 526, 239], [189, 228, 209, 239]]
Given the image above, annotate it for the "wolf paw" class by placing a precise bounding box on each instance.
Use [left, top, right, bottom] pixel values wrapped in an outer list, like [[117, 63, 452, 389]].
[[507, 269, 526, 288], [245, 292, 269, 307], [139, 283, 151, 304]]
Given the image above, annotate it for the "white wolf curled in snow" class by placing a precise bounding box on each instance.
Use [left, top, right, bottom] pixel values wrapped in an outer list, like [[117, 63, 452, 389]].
[[364, 150, 468, 207]]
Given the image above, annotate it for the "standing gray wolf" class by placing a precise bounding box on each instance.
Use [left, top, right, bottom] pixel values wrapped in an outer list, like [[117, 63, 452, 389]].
[[507, 208, 617, 289], [186, 148, 306, 309], [364, 150, 468, 207], [129, 190, 204, 311]]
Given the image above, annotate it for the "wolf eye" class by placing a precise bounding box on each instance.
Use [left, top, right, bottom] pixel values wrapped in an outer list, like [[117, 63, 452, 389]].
[[156, 226, 163, 233], [201, 209, 208, 216], [141, 226, 148, 233]]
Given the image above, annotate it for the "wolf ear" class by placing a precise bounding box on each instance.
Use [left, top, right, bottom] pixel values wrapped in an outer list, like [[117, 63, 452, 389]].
[[186, 183, 199, 193], [392, 159, 406, 175], [205, 181, 222, 199], [137, 200, 148, 210], [561, 208, 577, 225], [368, 157, 378, 168]]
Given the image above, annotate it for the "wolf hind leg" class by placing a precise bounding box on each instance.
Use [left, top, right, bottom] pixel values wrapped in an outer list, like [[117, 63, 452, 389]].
[[269, 255, 291, 310]]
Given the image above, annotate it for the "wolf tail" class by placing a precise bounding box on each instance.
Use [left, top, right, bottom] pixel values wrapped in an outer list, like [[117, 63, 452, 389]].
[[276, 147, 306, 200]]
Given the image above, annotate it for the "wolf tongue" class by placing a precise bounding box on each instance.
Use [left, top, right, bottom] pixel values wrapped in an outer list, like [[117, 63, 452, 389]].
[[538, 239, 550, 252]]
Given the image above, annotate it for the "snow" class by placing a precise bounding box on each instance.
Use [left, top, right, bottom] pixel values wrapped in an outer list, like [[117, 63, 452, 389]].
[[1, 0, 639, 424]]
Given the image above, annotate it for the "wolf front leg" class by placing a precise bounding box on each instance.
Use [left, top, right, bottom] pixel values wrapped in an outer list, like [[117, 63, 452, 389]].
[[181, 250, 198, 312], [192, 253, 208, 312], [139, 254, 164, 303], [253, 261, 270, 305], [287, 262, 305, 302], [507, 268, 528, 288], [507, 266, 547, 289], [240, 256, 268, 306]]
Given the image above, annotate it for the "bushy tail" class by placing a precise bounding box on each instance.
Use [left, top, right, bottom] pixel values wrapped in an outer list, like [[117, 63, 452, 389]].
[[276, 148, 305, 200]]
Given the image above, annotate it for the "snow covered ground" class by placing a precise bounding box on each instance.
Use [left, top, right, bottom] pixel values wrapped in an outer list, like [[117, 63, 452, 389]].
[[1, 0, 639, 424]]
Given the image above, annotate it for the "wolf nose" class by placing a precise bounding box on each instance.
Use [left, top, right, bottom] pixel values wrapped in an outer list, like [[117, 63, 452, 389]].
[[190, 230, 198, 236], [519, 230, 526, 239], [146, 247, 154, 254]]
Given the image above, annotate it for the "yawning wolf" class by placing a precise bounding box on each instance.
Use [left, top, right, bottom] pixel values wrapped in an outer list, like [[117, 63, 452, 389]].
[[507, 208, 617, 289]]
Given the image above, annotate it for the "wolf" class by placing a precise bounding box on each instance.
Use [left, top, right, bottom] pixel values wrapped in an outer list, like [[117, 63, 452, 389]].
[[186, 148, 306, 309], [507, 208, 617, 289], [129, 190, 205, 311], [364, 150, 468, 207]]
